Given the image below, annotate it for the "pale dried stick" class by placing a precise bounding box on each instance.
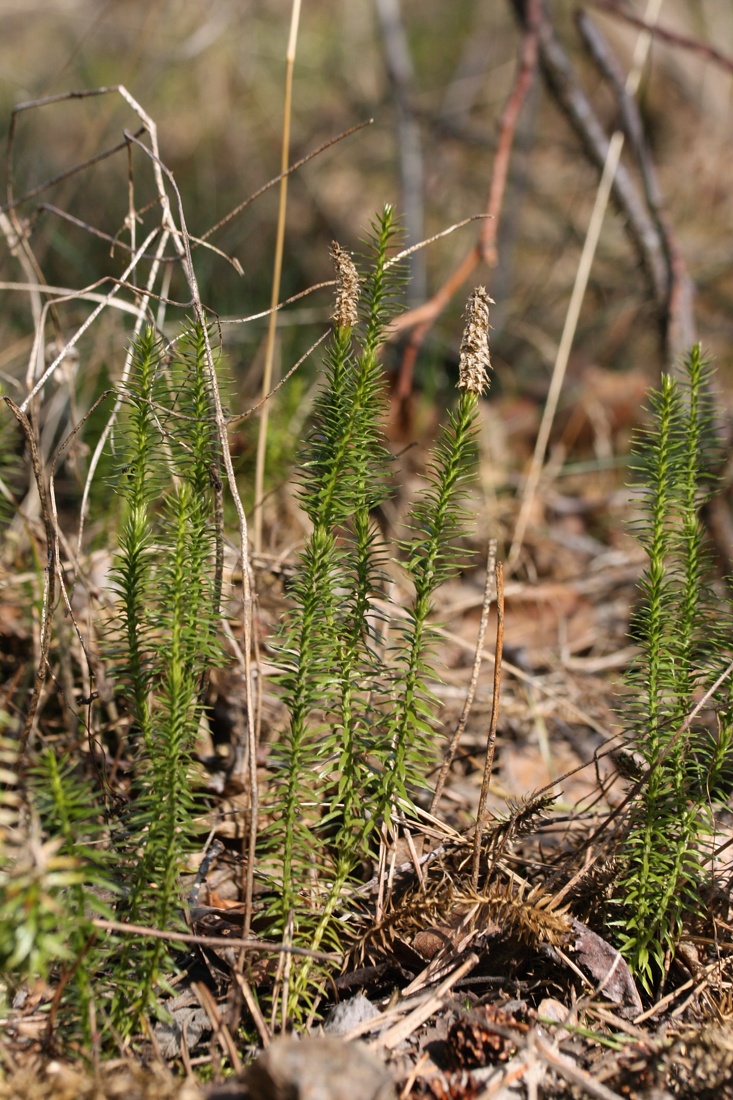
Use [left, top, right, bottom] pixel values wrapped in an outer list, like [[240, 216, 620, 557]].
[[507, 0, 663, 570], [18, 83, 188, 413], [48, 392, 114, 694], [232, 970, 271, 1048], [400, 1053, 431, 1100], [42, 87, 192, 561], [77, 226, 173, 558], [0, 212, 44, 341], [533, 1037, 626, 1100], [374, 953, 479, 1050], [0, 280, 154, 318], [253, 0, 302, 555], [20, 225, 161, 411], [92, 917, 339, 960], [192, 982, 243, 1073], [431, 539, 497, 815], [472, 560, 504, 889]]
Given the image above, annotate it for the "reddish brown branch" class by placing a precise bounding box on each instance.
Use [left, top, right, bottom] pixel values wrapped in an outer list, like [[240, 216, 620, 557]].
[[389, 0, 541, 402]]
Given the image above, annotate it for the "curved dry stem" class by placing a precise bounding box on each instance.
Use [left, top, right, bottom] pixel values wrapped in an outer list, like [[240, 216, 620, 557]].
[[201, 119, 372, 244], [227, 330, 329, 426], [253, 0, 303, 555], [20, 227, 161, 411], [77, 226, 174, 556]]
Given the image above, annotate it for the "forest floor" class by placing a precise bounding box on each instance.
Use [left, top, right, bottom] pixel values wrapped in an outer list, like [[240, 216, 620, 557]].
[[2, 3, 733, 1095], [3, 362, 733, 1100]]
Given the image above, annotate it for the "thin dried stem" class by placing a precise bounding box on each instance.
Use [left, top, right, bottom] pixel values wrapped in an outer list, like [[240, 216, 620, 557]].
[[0, 279, 156, 317], [192, 982, 243, 1074], [472, 560, 505, 890], [253, 0, 302, 555], [590, 0, 733, 75], [91, 918, 339, 960], [200, 120, 371, 244], [384, 214, 490, 270], [431, 540, 497, 815], [1, 128, 145, 216], [227, 331, 330, 425], [376, 953, 479, 1050], [39, 202, 243, 273], [77, 227, 173, 557], [233, 971, 271, 1048], [21, 228, 161, 410], [387, 0, 540, 402], [47, 393, 114, 698]]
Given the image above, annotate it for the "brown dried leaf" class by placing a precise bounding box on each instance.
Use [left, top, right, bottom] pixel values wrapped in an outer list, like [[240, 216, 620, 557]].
[[570, 919, 642, 1015]]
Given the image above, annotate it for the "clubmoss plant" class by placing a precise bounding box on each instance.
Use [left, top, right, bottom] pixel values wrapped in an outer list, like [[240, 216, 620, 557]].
[[106, 323, 223, 1032], [263, 211, 493, 1017], [264, 212, 398, 954], [613, 344, 733, 991], [374, 286, 492, 822], [0, 322, 226, 1038], [27, 749, 116, 1031], [0, 728, 117, 1043]]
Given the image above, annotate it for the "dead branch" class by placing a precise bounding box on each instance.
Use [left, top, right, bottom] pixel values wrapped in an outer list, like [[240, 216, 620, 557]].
[[576, 9, 696, 359], [388, 0, 541, 402], [589, 0, 733, 76], [511, 0, 670, 324]]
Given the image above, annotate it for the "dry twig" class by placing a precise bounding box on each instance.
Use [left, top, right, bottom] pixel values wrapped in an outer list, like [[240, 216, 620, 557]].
[[431, 540, 497, 815], [590, 0, 733, 75], [472, 560, 505, 888], [387, 0, 541, 404]]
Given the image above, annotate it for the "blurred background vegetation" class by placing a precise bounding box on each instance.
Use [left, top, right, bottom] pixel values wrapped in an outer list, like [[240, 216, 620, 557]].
[[1, 0, 732, 523]]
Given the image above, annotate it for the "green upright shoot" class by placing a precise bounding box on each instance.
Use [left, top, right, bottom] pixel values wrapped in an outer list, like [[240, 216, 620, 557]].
[[615, 345, 731, 990]]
